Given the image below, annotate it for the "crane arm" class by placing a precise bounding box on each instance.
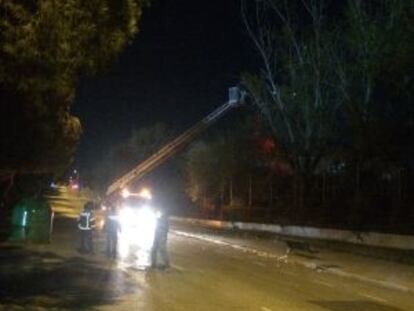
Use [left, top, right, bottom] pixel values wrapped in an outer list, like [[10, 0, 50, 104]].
[[106, 87, 244, 196]]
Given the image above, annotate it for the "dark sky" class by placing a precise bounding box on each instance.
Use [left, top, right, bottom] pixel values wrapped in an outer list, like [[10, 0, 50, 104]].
[[73, 0, 256, 168]]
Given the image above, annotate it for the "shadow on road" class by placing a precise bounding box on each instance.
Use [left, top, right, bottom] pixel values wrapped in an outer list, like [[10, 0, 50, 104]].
[[0, 245, 139, 310]]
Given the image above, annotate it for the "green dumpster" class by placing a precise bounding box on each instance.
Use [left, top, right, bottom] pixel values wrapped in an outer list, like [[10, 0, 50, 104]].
[[26, 198, 54, 243], [9, 197, 54, 243], [8, 199, 31, 241]]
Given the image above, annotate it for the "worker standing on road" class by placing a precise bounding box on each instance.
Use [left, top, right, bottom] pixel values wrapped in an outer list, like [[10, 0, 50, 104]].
[[77, 201, 96, 254], [104, 205, 120, 259], [151, 209, 170, 269]]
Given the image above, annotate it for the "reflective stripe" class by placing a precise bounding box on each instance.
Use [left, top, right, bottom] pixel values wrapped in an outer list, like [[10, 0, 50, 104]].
[[78, 211, 95, 230]]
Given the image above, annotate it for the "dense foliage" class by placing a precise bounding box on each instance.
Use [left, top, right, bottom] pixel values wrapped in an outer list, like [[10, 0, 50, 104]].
[[0, 0, 148, 198], [185, 0, 414, 233]]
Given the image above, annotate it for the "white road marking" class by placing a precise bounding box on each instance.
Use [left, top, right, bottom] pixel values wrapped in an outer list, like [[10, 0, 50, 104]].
[[253, 261, 266, 267], [313, 279, 334, 288], [171, 264, 185, 272], [360, 293, 389, 303], [173, 230, 408, 296]]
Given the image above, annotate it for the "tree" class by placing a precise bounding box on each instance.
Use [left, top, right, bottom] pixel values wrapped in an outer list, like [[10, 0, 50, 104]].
[[185, 122, 258, 215], [241, 0, 414, 228], [338, 0, 414, 166], [241, 0, 344, 209], [0, 0, 148, 197], [336, 0, 414, 226], [86, 123, 174, 193]]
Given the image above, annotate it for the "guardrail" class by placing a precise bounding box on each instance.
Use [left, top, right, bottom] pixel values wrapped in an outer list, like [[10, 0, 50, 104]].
[[171, 217, 414, 251]]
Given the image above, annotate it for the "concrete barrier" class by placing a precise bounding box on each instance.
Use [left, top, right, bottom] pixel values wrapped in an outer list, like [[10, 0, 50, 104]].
[[172, 217, 414, 251]]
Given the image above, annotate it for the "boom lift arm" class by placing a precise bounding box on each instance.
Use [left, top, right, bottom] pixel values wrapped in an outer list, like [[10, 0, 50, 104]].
[[106, 87, 244, 196]]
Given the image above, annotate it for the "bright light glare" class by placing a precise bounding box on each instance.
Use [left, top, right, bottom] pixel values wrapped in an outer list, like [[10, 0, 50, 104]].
[[71, 183, 79, 190], [118, 206, 157, 253], [121, 188, 130, 198], [138, 187, 152, 200], [98, 219, 105, 230]]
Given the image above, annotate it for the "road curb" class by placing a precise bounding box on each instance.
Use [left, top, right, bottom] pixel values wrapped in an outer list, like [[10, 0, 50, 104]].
[[172, 216, 414, 251]]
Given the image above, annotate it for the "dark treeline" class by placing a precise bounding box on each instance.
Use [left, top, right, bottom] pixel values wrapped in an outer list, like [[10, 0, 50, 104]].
[[185, 114, 414, 234], [0, 0, 148, 206], [185, 0, 414, 234]]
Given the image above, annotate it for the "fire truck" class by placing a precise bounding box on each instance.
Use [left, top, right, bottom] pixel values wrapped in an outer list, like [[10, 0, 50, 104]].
[[105, 87, 244, 263]]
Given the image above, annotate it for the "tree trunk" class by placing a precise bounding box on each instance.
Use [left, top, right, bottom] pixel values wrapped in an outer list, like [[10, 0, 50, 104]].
[[248, 174, 253, 207], [390, 168, 404, 229], [322, 173, 327, 205], [1, 172, 15, 207], [229, 177, 233, 207], [268, 174, 273, 220], [351, 162, 362, 227]]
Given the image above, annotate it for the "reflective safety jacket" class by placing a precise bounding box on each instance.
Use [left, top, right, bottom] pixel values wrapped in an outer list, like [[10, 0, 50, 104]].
[[78, 211, 96, 230]]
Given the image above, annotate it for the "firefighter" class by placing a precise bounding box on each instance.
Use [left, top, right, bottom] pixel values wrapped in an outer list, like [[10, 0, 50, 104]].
[[151, 210, 170, 269], [104, 205, 120, 258], [77, 201, 96, 254]]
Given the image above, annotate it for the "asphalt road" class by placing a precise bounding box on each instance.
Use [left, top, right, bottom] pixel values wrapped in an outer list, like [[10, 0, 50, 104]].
[[97, 228, 413, 311], [1, 188, 413, 311]]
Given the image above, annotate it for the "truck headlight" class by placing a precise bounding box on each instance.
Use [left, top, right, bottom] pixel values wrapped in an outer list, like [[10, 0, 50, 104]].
[[118, 206, 158, 254]]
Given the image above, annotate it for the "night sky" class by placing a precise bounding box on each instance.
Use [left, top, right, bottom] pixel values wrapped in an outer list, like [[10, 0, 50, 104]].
[[73, 0, 256, 169]]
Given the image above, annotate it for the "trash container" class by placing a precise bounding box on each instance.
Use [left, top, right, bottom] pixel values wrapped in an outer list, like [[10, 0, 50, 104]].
[[26, 198, 54, 243], [8, 199, 30, 241]]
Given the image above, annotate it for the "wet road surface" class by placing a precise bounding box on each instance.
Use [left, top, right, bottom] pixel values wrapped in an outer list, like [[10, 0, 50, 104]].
[[99, 229, 413, 311], [1, 219, 413, 311], [1, 189, 413, 310]]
